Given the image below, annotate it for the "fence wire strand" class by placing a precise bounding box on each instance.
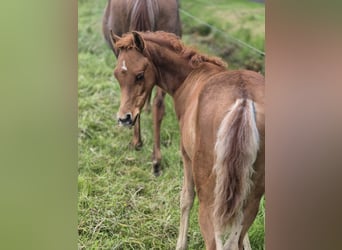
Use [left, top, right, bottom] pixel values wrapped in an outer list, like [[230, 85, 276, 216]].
[[179, 8, 265, 57]]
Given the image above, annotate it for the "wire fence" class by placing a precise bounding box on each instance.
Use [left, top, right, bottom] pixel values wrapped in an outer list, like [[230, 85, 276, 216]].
[[179, 8, 265, 57]]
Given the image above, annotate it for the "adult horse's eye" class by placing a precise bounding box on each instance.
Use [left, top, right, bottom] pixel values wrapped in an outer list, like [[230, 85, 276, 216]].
[[136, 72, 144, 82]]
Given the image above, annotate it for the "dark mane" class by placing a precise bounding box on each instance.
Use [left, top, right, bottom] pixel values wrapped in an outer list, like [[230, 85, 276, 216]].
[[115, 31, 228, 69], [129, 0, 159, 31]]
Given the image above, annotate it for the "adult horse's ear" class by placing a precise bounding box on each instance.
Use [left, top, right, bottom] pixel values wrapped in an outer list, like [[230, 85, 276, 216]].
[[132, 31, 145, 53]]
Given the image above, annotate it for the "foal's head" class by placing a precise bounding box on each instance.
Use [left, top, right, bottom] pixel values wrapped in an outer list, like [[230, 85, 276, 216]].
[[110, 31, 156, 127]]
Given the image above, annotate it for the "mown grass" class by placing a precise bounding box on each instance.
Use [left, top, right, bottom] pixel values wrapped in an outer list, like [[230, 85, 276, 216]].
[[78, 0, 264, 249]]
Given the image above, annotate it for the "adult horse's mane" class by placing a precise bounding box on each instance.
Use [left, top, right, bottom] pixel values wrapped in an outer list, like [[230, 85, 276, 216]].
[[129, 0, 159, 31], [115, 31, 228, 69]]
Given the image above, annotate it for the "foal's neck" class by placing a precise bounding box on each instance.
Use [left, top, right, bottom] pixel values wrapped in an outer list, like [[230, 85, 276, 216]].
[[149, 48, 192, 96]]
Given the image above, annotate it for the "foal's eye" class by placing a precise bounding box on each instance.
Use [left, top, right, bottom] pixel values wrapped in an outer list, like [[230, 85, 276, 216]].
[[136, 72, 144, 82]]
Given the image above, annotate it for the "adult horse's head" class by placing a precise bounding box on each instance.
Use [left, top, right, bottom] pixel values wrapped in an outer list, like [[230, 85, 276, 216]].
[[110, 31, 156, 127]]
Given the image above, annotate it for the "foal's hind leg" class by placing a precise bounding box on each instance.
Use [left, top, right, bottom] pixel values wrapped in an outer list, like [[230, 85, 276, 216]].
[[176, 149, 195, 250], [197, 175, 217, 250], [238, 190, 264, 250], [199, 200, 217, 250], [151, 88, 166, 176], [242, 234, 252, 250], [223, 189, 264, 249], [223, 224, 251, 250], [238, 160, 265, 249]]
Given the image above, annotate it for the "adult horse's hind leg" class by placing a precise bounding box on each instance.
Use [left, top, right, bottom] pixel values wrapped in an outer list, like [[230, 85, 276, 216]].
[[151, 87, 166, 176]]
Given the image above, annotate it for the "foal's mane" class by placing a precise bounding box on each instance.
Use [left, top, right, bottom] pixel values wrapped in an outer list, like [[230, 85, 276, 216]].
[[115, 31, 227, 69]]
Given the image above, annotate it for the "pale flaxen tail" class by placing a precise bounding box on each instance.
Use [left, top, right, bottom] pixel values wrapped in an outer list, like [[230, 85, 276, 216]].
[[213, 98, 260, 233]]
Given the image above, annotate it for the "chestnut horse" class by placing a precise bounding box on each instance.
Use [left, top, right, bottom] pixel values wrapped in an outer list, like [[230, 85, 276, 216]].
[[102, 0, 182, 176], [110, 31, 264, 250]]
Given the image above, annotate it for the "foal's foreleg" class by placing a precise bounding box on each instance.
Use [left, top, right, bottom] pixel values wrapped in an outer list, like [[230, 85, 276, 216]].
[[151, 88, 166, 176], [144, 89, 152, 113], [132, 115, 142, 150], [176, 151, 195, 250]]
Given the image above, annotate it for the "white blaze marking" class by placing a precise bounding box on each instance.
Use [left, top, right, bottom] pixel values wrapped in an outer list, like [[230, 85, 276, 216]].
[[121, 60, 127, 71]]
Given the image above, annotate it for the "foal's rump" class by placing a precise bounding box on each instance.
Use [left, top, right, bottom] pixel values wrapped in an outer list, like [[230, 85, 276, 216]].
[[195, 69, 264, 233]]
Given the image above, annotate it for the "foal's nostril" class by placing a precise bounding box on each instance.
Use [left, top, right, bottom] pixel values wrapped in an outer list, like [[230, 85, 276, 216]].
[[118, 113, 133, 125]]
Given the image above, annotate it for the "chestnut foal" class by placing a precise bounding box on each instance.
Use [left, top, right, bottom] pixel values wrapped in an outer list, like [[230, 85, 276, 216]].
[[111, 31, 264, 250]]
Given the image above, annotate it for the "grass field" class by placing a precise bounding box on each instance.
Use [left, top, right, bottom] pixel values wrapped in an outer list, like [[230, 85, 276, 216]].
[[78, 0, 265, 249]]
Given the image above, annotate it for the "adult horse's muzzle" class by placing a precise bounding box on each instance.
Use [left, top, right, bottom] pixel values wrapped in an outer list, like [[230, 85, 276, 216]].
[[117, 112, 139, 128]]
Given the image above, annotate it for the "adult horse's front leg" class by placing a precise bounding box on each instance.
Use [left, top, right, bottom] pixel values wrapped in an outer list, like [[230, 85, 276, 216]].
[[151, 87, 166, 176], [176, 148, 195, 250]]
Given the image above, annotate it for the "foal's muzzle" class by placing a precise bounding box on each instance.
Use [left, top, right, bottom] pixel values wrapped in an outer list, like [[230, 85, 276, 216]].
[[117, 113, 138, 127]]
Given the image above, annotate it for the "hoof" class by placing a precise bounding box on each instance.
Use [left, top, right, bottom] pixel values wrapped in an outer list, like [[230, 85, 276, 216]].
[[131, 141, 143, 151], [152, 160, 162, 177]]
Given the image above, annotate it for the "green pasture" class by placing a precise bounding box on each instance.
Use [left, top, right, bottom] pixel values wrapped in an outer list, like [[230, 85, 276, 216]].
[[78, 0, 265, 249]]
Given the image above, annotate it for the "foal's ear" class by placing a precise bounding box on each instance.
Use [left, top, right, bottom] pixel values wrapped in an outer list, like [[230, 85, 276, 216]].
[[132, 31, 145, 53], [109, 30, 121, 47]]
